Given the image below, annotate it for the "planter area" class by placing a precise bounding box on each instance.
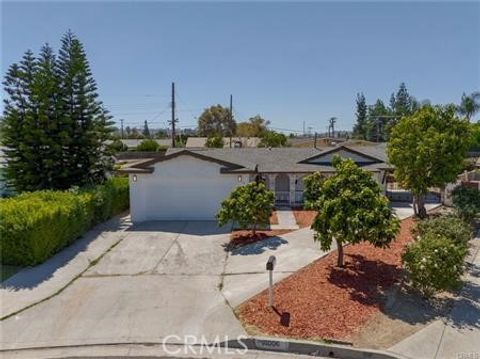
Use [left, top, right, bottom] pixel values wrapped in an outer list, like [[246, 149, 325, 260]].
[[237, 217, 414, 341]]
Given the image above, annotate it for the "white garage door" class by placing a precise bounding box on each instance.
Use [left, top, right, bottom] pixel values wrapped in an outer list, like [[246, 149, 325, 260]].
[[129, 155, 242, 222]]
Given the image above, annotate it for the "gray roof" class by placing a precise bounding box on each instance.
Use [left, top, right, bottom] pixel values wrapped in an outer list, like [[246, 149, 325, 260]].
[[120, 139, 171, 148], [185, 137, 261, 148], [153, 144, 389, 173]]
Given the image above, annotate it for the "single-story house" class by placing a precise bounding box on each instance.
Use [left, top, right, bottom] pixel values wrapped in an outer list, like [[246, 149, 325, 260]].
[[185, 137, 261, 148], [120, 139, 171, 149], [122, 144, 390, 222]]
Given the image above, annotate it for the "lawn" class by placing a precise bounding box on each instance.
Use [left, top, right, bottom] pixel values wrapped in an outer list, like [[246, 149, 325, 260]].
[[237, 217, 414, 341]]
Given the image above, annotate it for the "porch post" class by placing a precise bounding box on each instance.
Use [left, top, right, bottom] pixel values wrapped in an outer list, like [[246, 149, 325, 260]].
[[289, 174, 296, 207]]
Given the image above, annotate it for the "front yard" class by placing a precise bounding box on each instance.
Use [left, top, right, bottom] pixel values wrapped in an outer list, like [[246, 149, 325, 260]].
[[237, 218, 415, 341]]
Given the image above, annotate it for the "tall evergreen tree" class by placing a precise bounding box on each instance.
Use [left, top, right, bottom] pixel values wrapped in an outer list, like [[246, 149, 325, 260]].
[[2, 31, 113, 192], [143, 120, 150, 138], [56, 30, 113, 187], [2, 50, 43, 191], [353, 92, 368, 140], [367, 99, 391, 142]]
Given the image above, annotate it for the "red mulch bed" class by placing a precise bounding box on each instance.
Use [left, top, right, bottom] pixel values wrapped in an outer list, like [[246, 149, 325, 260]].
[[227, 229, 292, 250], [293, 209, 317, 228], [237, 218, 414, 340]]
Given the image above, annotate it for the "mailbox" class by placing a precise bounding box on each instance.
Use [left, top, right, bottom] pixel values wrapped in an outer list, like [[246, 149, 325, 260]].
[[266, 255, 276, 271]]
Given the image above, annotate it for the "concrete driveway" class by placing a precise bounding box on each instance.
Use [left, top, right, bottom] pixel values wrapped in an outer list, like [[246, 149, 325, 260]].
[[0, 221, 246, 350]]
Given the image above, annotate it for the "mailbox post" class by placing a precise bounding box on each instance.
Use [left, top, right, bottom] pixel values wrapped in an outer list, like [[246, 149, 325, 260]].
[[266, 255, 276, 307]]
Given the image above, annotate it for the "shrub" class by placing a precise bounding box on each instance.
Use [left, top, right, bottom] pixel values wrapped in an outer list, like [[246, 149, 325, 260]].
[[0, 177, 129, 266], [217, 181, 274, 235], [402, 234, 467, 298], [205, 134, 224, 148], [108, 139, 128, 153], [452, 185, 480, 222], [412, 215, 472, 247], [135, 139, 160, 152]]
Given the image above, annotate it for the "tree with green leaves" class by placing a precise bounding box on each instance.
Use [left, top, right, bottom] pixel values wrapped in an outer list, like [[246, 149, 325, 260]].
[[2, 32, 113, 192], [236, 115, 270, 137], [143, 120, 150, 138], [388, 105, 472, 218], [258, 130, 287, 147], [217, 181, 274, 235], [311, 156, 400, 267], [205, 133, 224, 148], [303, 172, 324, 209], [57, 30, 114, 187], [367, 99, 392, 142], [457, 91, 480, 121], [353, 93, 368, 140], [197, 105, 236, 137]]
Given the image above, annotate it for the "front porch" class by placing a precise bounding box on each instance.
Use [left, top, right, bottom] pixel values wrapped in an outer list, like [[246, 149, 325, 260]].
[[260, 173, 306, 207]]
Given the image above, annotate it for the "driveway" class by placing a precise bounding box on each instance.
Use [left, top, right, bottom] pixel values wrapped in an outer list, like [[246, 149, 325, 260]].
[[0, 221, 245, 350], [1, 203, 425, 352]]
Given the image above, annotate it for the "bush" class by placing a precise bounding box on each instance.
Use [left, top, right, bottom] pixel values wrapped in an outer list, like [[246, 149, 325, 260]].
[[402, 234, 467, 298], [452, 185, 480, 222], [135, 139, 159, 152], [0, 177, 129, 266], [412, 215, 472, 247], [108, 139, 128, 153]]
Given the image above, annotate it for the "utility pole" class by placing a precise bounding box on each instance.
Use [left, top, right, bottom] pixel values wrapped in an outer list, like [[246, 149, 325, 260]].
[[303, 121, 306, 136], [314, 132, 317, 148], [329, 117, 337, 138], [170, 82, 177, 148], [229, 94, 233, 148], [120, 119, 124, 139]]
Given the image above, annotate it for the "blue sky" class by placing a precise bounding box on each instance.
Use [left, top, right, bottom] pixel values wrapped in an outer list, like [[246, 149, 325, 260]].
[[2, 1, 479, 133]]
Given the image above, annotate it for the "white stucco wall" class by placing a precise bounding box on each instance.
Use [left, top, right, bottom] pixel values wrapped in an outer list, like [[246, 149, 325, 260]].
[[129, 155, 245, 222]]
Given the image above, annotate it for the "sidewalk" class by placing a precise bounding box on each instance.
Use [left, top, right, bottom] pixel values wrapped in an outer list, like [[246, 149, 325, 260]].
[[270, 207, 299, 230], [0, 214, 131, 319], [389, 231, 480, 359]]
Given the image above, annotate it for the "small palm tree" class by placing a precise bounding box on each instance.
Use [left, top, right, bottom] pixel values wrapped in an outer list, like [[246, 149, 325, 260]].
[[458, 92, 480, 121]]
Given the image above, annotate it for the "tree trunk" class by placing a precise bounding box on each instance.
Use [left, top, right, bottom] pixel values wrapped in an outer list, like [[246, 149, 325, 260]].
[[414, 194, 427, 219], [252, 222, 257, 236], [336, 238, 344, 267]]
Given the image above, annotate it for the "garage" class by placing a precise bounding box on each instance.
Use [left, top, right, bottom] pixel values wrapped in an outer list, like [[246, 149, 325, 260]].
[[127, 152, 244, 222]]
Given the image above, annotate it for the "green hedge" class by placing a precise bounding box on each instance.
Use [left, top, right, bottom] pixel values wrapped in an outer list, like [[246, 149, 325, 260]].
[[0, 177, 129, 266]]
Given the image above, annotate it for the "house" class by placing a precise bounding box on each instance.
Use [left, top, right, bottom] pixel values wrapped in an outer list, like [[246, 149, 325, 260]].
[[122, 144, 390, 222], [120, 139, 171, 149], [185, 137, 261, 148]]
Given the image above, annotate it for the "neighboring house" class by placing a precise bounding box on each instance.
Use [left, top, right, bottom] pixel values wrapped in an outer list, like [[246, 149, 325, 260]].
[[122, 144, 390, 222], [120, 139, 171, 149], [185, 137, 261, 148]]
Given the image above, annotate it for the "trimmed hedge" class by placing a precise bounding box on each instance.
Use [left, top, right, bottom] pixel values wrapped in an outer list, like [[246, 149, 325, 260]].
[[0, 177, 129, 266]]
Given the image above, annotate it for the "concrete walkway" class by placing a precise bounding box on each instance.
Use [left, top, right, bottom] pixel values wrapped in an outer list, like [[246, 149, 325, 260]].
[[0, 213, 132, 319], [389, 232, 480, 359], [222, 227, 328, 307], [270, 207, 299, 230]]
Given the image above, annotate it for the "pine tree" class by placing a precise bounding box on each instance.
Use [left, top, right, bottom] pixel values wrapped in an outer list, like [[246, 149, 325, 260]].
[[353, 92, 368, 140], [57, 30, 113, 186], [2, 50, 43, 191], [33, 44, 66, 189], [2, 31, 113, 192], [143, 120, 150, 138]]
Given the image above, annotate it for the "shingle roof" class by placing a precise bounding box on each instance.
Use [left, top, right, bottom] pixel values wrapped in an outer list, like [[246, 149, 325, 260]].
[[185, 137, 261, 148], [131, 144, 389, 174]]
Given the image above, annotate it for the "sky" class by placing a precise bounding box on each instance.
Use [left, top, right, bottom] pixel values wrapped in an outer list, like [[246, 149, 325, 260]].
[[2, 1, 479, 133]]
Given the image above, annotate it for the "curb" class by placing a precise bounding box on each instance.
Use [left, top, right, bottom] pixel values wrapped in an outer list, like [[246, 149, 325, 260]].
[[222, 336, 412, 359], [0, 338, 412, 359]]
